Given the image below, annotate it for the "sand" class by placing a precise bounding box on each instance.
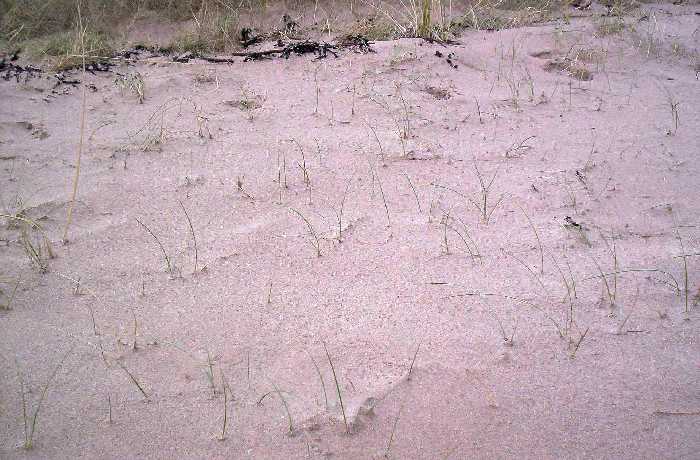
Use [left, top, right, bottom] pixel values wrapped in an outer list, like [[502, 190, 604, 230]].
[[1, 2, 699, 458]]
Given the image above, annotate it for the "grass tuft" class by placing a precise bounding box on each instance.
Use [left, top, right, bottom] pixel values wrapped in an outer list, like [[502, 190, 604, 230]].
[[16, 345, 74, 449]]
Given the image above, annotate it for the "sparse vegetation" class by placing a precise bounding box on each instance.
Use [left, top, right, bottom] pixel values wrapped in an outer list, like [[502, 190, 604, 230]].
[[0, 1, 698, 457]]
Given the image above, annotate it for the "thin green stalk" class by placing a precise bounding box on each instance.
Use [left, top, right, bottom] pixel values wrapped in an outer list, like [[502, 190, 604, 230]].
[[385, 404, 403, 457], [407, 342, 421, 380], [135, 218, 172, 273], [178, 199, 198, 273], [308, 352, 329, 410], [17, 345, 75, 449], [258, 382, 294, 434], [322, 341, 349, 433], [403, 173, 422, 213], [62, 1, 87, 243], [117, 361, 149, 400], [515, 203, 544, 274], [219, 370, 230, 441], [290, 208, 322, 257]]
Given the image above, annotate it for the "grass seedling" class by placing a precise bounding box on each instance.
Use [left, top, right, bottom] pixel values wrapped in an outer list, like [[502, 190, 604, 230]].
[[367, 158, 391, 227], [107, 394, 113, 425], [491, 312, 517, 347], [131, 310, 139, 351], [308, 351, 329, 410], [505, 136, 536, 159], [218, 370, 231, 441], [4, 214, 54, 272], [178, 199, 198, 273], [515, 203, 544, 275], [275, 152, 288, 204], [117, 361, 149, 400], [403, 173, 422, 213], [569, 327, 589, 359], [289, 208, 322, 257], [365, 121, 385, 164], [135, 218, 172, 274], [293, 140, 311, 187], [441, 210, 451, 255], [590, 254, 615, 308], [322, 341, 349, 434], [581, 268, 680, 295], [62, 1, 87, 243], [394, 82, 411, 143], [474, 97, 483, 124], [335, 177, 353, 242], [205, 349, 217, 397], [385, 404, 403, 458], [601, 232, 619, 303], [258, 382, 294, 435], [313, 66, 320, 115], [448, 215, 481, 263], [674, 228, 689, 315], [246, 350, 251, 390], [551, 253, 576, 335], [469, 160, 505, 224], [16, 345, 74, 449], [1, 275, 20, 310], [441, 210, 480, 261], [663, 87, 680, 134], [501, 248, 547, 296], [20, 225, 49, 272], [236, 176, 255, 200], [407, 341, 421, 381], [616, 310, 634, 335]]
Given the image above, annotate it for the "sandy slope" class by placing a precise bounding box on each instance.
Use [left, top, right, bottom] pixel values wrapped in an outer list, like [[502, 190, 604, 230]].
[[1, 3, 699, 459]]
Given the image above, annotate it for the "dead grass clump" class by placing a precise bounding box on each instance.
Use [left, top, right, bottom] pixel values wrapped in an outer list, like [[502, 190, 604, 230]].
[[2, 1, 240, 59], [0, 276, 21, 310], [572, 48, 603, 63], [543, 58, 593, 81], [167, 3, 240, 54], [342, 15, 398, 41], [114, 72, 145, 104], [595, 17, 626, 37], [23, 28, 112, 70], [424, 85, 452, 100], [454, 0, 554, 32]]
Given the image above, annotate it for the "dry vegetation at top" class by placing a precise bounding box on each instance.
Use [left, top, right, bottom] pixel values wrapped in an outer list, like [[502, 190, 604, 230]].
[[0, 0, 620, 68]]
